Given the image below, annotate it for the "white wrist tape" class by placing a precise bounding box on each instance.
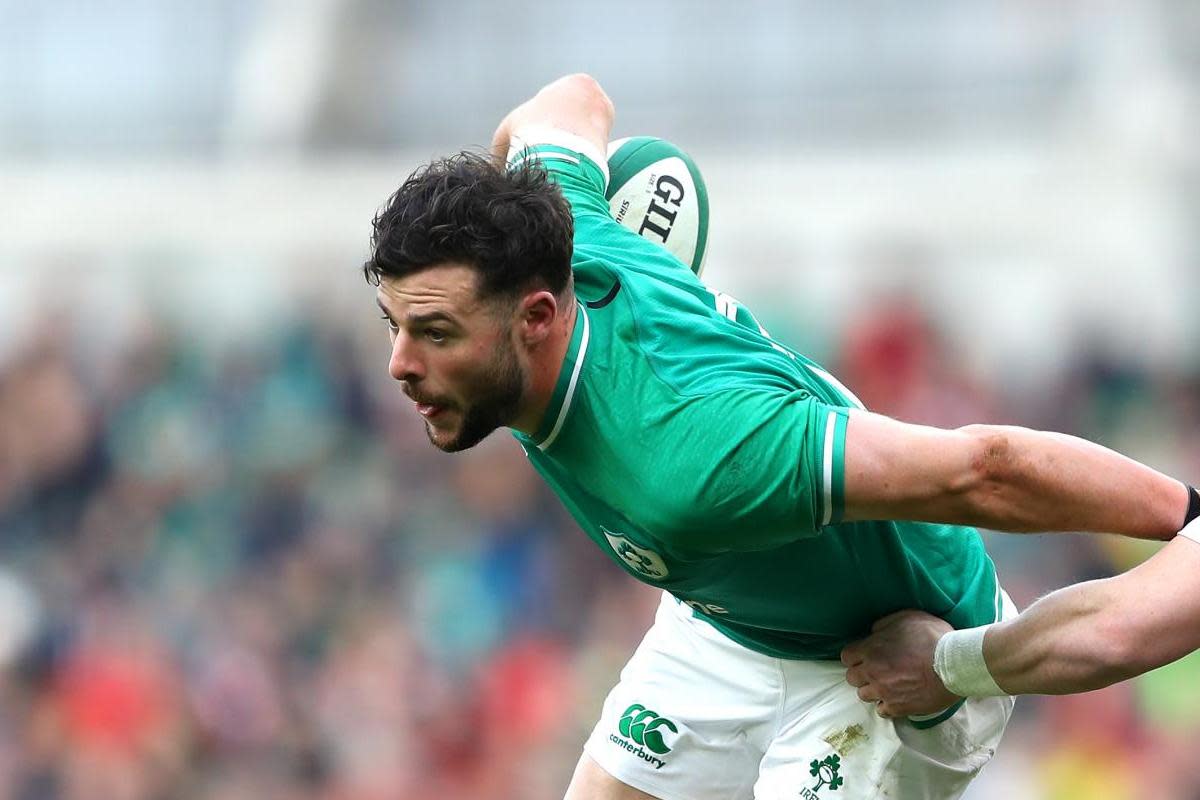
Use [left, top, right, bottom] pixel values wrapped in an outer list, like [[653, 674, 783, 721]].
[[932, 625, 1008, 698], [1179, 518, 1200, 544]]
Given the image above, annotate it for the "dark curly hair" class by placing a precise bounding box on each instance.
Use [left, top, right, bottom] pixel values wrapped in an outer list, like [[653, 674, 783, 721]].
[[364, 151, 574, 302]]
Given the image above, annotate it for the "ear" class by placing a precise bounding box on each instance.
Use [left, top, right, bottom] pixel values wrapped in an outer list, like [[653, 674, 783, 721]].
[[516, 289, 559, 346]]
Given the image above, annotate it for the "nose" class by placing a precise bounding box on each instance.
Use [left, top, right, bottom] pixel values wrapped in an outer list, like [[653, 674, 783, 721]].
[[388, 331, 424, 383]]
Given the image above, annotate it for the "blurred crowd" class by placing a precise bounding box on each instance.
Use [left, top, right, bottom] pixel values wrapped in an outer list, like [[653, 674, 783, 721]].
[[2, 285, 1200, 800]]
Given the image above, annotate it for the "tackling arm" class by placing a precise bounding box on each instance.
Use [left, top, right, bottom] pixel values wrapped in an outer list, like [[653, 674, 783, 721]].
[[842, 529, 1200, 715], [841, 408, 1191, 540], [983, 533, 1200, 694]]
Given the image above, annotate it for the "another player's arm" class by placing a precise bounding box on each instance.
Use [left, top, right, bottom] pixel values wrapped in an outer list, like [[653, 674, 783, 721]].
[[983, 533, 1200, 692], [490, 73, 614, 165], [842, 530, 1200, 715], [840, 409, 1192, 540]]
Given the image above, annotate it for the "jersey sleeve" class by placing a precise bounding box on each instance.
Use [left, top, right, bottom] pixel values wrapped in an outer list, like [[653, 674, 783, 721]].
[[507, 126, 613, 224], [643, 389, 850, 553], [507, 128, 693, 281]]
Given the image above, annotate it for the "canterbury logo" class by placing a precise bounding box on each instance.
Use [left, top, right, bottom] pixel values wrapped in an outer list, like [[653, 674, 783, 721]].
[[617, 704, 677, 755]]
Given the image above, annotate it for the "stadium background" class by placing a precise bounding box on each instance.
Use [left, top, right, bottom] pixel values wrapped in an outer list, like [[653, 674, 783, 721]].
[[3, 1, 1200, 797]]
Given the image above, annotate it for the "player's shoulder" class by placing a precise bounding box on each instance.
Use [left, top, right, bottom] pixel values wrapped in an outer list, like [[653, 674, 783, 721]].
[[616, 284, 815, 396]]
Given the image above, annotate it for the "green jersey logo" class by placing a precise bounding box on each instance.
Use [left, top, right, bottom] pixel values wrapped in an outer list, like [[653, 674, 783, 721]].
[[602, 528, 670, 580], [806, 754, 844, 795], [618, 704, 677, 754]]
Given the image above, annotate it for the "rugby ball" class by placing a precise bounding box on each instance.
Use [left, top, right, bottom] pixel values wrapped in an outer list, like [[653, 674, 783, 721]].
[[606, 137, 710, 276]]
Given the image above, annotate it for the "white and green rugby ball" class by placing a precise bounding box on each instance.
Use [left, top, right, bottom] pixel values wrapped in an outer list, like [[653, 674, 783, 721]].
[[606, 136, 710, 276]]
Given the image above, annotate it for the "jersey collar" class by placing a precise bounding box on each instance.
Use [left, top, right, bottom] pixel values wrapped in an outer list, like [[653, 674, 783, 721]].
[[527, 302, 590, 451]]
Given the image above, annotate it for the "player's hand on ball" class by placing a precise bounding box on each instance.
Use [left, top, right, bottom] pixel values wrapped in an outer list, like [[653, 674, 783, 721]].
[[840, 610, 960, 719]]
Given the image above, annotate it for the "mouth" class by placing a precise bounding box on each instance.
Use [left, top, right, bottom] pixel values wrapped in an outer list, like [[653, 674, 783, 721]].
[[415, 402, 446, 420], [403, 387, 450, 420]]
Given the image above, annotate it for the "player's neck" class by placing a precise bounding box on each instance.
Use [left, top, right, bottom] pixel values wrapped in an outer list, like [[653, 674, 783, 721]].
[[509, 299, 578, 436]]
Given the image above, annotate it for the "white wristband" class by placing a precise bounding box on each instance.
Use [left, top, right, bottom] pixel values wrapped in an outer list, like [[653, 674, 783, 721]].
[[932, 625, 1008, 698], [1179, 518, 1200, 544]]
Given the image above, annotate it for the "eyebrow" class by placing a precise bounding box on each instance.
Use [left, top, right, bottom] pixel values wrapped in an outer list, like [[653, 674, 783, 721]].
[[406, 310, 457, 326], [375, 299, 457, 326]]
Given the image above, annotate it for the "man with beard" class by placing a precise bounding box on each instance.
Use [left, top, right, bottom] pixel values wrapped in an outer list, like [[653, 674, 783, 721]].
[[364, 74, 1198, 799]]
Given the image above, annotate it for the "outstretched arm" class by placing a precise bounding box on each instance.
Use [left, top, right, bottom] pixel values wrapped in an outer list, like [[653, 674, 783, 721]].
[[842, 525, 1200, 716], [841, 408, 1192, 540]]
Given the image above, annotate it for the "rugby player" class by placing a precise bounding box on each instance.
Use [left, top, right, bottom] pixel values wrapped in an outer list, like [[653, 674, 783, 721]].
[[364, 73, 1197, 799]]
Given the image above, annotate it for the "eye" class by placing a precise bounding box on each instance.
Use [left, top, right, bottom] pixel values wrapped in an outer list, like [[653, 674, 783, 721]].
[[425, 329, 448, 344], [379, 314, 399, 333]]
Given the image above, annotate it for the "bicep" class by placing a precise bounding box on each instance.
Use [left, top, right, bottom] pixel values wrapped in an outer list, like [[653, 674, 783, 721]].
[[841, 409, 984, 524]]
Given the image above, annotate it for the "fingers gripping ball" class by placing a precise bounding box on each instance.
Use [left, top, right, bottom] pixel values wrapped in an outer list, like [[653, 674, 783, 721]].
[[606, 137, 710, 276]]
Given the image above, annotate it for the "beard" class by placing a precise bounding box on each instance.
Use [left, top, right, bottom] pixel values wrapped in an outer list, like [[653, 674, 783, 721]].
[[427, 337, 525, 453]]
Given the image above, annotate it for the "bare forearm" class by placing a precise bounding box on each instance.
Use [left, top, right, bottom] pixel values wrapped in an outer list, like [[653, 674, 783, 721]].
[[983, 535, 1200, 694], [982, 579, 1136, 695], [844, 410, 1188, 539], [959, 425, 1187, 540]]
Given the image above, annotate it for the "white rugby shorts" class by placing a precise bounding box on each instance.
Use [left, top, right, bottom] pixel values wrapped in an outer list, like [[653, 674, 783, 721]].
[[583, 591, 1016, 800]]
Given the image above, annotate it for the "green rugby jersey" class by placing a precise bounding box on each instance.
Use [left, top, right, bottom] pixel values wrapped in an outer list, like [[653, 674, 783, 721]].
[[507, 136, 1001, 662]]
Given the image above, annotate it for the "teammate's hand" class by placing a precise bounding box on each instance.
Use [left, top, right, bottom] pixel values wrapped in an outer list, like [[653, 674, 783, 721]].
[[840, 610, 961, 718]]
